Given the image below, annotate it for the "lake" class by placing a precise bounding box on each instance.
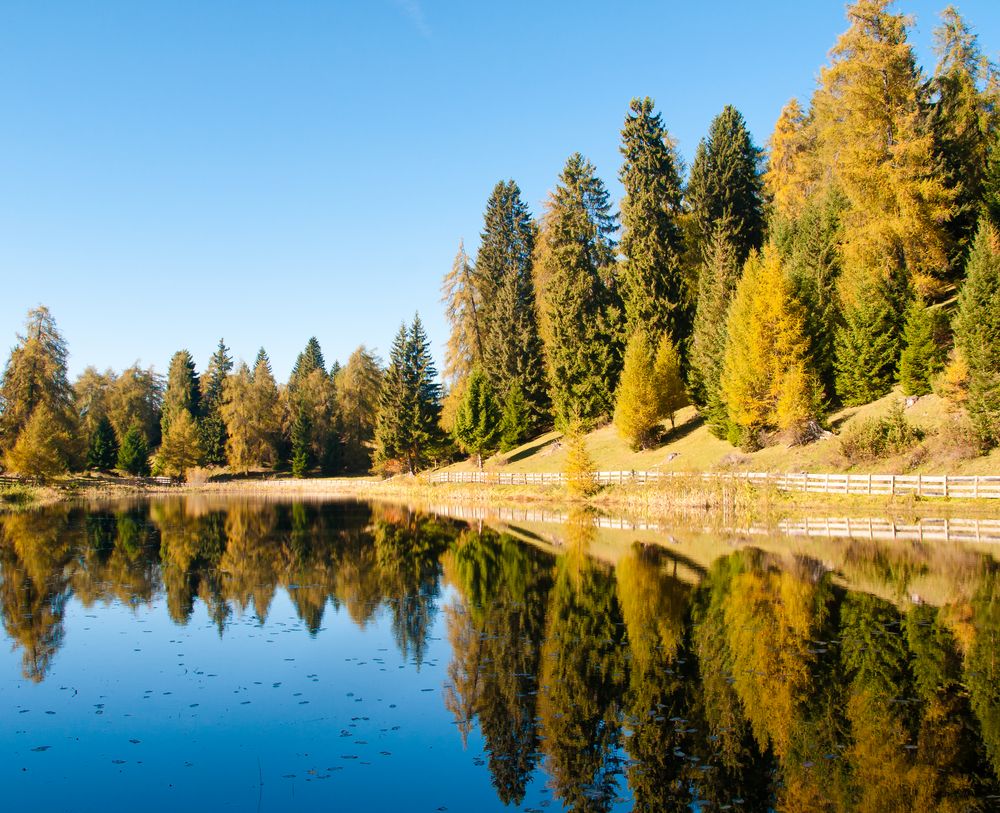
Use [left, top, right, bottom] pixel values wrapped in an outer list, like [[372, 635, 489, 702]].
[[1, 497, 999, 811]]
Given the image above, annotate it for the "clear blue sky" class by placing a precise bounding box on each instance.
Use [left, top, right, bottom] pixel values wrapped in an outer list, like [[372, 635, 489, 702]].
[[1, 0, 997, 381]]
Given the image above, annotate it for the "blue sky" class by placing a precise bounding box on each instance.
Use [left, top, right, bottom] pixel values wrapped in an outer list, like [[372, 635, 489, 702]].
[[1, 0, 998, 381]]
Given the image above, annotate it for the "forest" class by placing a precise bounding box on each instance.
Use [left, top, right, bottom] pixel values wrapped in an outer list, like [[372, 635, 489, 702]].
[[1, 0, 999, 480]]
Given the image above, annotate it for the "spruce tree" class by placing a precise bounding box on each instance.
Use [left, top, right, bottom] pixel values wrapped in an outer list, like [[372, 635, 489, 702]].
[[289, 337, 326, 392], [290, 401, 313, 478], [835, 263, 911, 406], [87, 414, 119, 471], [619, 97, 689, 345], [955, 222, 1000, 447], [498, 380, 530, 452], [199, 338, 232, 466], [117, 423, 150, 476], [453, 367, 502, 468], [373, 324, 409, 473], [898, 301, 947, 397], [161, 350, 200, 438], [534, 153, 622, 427], [476, 181, 550, 432], [688, 219, 742, 435], [286, 338, 337, 473], [686, 105, 765, 264]]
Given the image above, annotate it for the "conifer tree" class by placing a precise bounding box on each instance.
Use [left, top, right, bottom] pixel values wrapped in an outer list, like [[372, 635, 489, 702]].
[[117, 423, 150, 476], [985, 134, 1000, 228], [498, 380, 530, 452], [285, 338, 338, 473], [955, 222, 1000, 447], [107, 365, 163, 447], [653, 333, 687, 431], [199, 339, 232, 466], [0, 306, 79, 465], [441, 241, 483, 392], [74, 366, 113, 441], [614, 331, 661, 451], [619, 97, 689, 344], [453, 367, 502, 468], [562, 422, 597, 498], [335, 346, 383, 472], [4, 403, 73, 478], [898, 301, 947, 396], [688, 219, 742, 435], [156, 409, 203, 479], [812, 0, 955, 298], [686, 105, 765, 264], [475, 181, 550, 432], [220, 363, 256, 472], [290, 401, 313, 478], [373, 324, 409, 473], [720, 245, 819, 449], [288, 337, 326, 392], [161, 350, 200, 438], [932, 5, 1000, 271], [765, 98, 820, 223], [534, 153, 622, 427], [835, 263, 911, 405], [87, 414, 118, 471]]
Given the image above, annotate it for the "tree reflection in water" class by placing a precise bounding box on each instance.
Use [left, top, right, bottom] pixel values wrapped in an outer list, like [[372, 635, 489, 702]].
[[1, 498, 999, 810]]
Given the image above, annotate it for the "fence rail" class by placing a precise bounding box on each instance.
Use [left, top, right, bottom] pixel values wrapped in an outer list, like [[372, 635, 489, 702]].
[[427, 469, 1000, 499]]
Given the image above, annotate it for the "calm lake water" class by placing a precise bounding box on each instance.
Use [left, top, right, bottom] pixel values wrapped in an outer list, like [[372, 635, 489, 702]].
[[1, 498, 999, 812]]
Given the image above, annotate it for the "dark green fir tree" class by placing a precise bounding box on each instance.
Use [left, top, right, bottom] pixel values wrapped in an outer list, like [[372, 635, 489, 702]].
[[86, 414, 118, 471], [453, 367, 502, 468], [117, 423, 150, 476]]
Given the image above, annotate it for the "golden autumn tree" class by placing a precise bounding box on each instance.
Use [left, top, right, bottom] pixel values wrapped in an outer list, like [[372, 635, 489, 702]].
[[765, 98, 820, 224], [720, 245, 820, 449]]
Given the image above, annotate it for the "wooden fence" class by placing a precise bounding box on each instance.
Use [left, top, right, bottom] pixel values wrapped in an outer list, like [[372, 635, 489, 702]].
[[427, 469, 1000, 499]]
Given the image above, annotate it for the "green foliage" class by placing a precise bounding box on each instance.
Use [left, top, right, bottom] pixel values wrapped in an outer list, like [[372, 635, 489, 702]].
[[498, 380, 530, 453], [290, 401, 313, 478], [198, 338, 233, 466], [289, 337, 326, 392], [335, 345, 383, 472], [4, 403, 73, 479], [161, 350, 200, 438], [106, 365, 163, 448], [476, 182, 550, 434], [613, 331, 662, 451], [86, 415, 118, 471], [955, 222, 1000, 447], [619, 97, 689, 344], [116, 423, 150, 476], [452, 368, 501, 468], [534, 153, 622, 428], [835, 264, 911, 406], [156, 409, 203, 480], [898, 301, 948, 396], [686, 105, 765, 265], [839, 401, 924, 463]]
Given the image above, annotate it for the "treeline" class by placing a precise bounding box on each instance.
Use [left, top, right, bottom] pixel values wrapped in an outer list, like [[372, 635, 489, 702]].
[[443, 0, 1000, 459], [3, 0, 1000, 479]]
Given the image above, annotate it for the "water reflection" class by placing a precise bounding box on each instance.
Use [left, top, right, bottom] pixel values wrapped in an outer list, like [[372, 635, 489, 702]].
[[1, 498, 999, 810]]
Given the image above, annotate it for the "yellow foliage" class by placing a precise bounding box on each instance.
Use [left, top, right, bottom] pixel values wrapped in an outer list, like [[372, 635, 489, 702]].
[[156, 410, 203, 479], [765, 98, 820, 222], [562, 423, 597, 498], [4, 404, 72, 479]]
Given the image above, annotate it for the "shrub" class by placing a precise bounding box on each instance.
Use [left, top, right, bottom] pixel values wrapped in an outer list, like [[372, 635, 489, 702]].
[[839, 402, 924, 463]]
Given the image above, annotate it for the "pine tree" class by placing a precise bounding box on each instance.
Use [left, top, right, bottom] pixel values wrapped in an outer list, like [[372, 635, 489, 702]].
[[4, 403, 73, 478], [898, 301, 947, 396], [156, 409, 203, 479], [720, 245, 819, 449], [932, 5, 1000, 272], [285, 338, 337, 473], [117, 423, 150, 476], [835, 263, 911, 405], [289, 337, 326, 393], [688, 219, 742, 435], [498, 380, 530, 452], [812, 0, 955, 298], [614, 331, 661, 450], [373, 324, 409, 473], [199, 338, 233, 466], [161, 350, 200, 438], [87, 414, 118, 471], [453, 367, 502, 468], [534, 153, 622, 427], [476, 181, 550, 432], [955, 222, 1000, 447], [290, 401, 313, 478], [336, 345, 383, 472], [619, 97, 689, 344], [686, 105, 765, 264], [0, 306, 80, 465], [653, 333, 687, 431]]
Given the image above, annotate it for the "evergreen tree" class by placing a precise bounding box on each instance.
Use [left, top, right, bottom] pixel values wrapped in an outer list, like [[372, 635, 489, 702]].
[[932, 5, 1000, 272], [614, 331, 661, 450], [955, 222, 1000, 447], [898, 301, 947, 396], [160, 350, 200, 438], [373, 324, 410, 473], [290, 401, 313, 478], [0, 306, 79, 465], [720, 245, 819, 449], [87, 414, 118, 471], [688, 219, 743, 435], [812, 0, 955, 298], [835, 263, 911, 406], [335, 345, 383, 472], [686, 105, 765, 264], [4, 403, 73, 478], [498, 380, 530, 452], [985, 133, 1000, 228], [654, 332, 687, 431], [285, 338, 337, 472], [107, 364, 163, 447], [475, 181, 550, 432], [117, 423, 150, 476], [534, 153, 622, 427], [289, 337, 326, 392], [453, 367, 502, 468], [156, 409, 203, 479], [74, 366, 114, 441], [199, 338, 233, 466], [619, 97, 689, 344]]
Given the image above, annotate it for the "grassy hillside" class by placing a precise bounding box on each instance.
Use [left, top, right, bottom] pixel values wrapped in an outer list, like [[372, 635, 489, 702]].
[[443, 388, 1000, 476]]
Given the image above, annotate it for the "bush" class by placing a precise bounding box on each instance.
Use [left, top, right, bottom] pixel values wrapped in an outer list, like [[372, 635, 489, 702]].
[[839, 402, 924, 463]]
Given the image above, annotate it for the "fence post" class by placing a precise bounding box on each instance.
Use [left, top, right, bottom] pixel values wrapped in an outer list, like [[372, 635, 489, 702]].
[[944, 476, 949, 499], [890, 474, 895, 496], [918, 474, 923, 498], [868, 473, 872, 496]]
